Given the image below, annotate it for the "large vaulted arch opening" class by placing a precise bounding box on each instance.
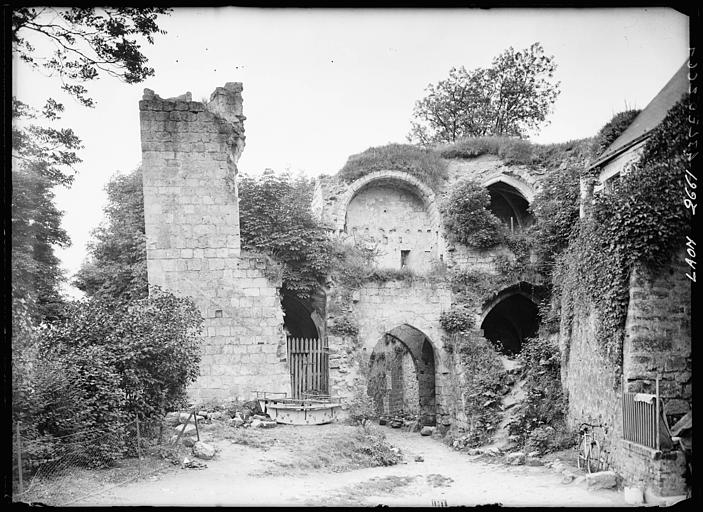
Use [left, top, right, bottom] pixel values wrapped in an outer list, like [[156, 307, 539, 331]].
[[480, 287, 540, 355], [367, 324, 437, 426]]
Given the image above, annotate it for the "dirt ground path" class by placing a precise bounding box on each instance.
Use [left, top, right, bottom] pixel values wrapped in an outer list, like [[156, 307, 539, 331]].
[[79, 425, 630, 507]]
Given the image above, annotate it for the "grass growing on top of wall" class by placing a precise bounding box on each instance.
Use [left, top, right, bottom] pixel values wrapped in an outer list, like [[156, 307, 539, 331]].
[[434, 137, 595, 169], [434, 136, 595, 170], [435, 136, 535, 163], [337, 143, 448, 190], [336, 137, 594, 202]]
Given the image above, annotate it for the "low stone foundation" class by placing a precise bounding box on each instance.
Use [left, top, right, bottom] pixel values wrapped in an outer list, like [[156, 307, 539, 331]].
[[617, 440, 688, 497]]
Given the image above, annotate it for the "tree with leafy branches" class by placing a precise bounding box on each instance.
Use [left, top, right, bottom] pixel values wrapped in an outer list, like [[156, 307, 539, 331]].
[[238, 170, 334, 300], [74, 167, 147, 301], [11, 7, 170, 324], [409, 42, 560, 144]]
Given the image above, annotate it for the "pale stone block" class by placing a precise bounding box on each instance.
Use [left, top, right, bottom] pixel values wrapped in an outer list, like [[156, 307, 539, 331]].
[[216, 326, 230, 336]]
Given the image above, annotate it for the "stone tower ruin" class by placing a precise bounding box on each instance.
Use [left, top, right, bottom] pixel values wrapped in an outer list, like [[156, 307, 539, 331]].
[[139, 83, 288, 401]]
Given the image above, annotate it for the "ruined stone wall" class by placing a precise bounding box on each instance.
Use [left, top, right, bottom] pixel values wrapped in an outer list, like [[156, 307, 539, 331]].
[[440, 154, 542, 199], [316, 156, 539, 278], [439, 329, 491, 432], [352, 281, 450, 355], [562, 255, 690, 496], [346, 184, 436, 271], [622, 258, 691, 410], [402, 350, 420, 412], [327, 279, 453, 424], [619, 441, 688, 497], [140, 84, 288, 402], [562, 303, 621, 429], [445, 244, 515, 273], [318, 156, 543, 428]]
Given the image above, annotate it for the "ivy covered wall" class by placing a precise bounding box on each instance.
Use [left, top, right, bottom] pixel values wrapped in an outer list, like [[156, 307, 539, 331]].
[[553, 95, 692, 495]]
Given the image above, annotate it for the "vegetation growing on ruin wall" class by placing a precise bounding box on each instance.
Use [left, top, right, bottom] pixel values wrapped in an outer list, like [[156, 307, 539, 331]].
[[590, 108, 641, 157], [508, 336, 573, 453], [442, 180, 504, 249], [445, 333, 505, 448], [435, 135, 594, 170], [439, 306, 475, 333], [551, 95, 692, 372], [527, 164, 581, 273], [238, 171, 334, 300], [337, 143, 448, 190]]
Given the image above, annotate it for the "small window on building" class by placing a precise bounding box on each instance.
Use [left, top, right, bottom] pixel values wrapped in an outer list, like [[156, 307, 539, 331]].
[[215, 310, 223, 318], [401, 250, 410, 268], [604, 174, 620, 193]]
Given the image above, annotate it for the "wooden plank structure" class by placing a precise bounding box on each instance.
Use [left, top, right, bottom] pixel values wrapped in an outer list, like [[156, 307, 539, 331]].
[[287, 337, 329, 399]]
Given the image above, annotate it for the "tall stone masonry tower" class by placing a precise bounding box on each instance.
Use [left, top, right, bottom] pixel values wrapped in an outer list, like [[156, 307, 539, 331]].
[[140, 83, 289, 401]]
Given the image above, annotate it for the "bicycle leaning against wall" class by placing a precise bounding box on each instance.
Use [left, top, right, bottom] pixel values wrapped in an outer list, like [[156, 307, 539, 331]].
[[577, 422, 609, 473]]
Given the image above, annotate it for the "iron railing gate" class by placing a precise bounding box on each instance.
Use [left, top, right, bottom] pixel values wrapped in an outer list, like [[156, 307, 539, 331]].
[[621, 375, 672, 450], [622, 392, 659, 449], [287, 337, 329, 398]]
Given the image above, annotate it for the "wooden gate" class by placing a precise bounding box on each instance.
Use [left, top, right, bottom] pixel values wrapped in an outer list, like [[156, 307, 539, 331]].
[[287, 337, 329, 398]]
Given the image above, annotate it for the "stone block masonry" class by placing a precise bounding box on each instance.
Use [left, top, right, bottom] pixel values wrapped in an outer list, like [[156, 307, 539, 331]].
[[327, 279, 454, 425], [562, 255, 690, 496], [623, 257, 691, 408], [140, 84, 288, 401]]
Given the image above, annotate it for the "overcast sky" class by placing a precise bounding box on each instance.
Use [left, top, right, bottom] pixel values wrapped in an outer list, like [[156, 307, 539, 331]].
[[12, 7, 689, 297]]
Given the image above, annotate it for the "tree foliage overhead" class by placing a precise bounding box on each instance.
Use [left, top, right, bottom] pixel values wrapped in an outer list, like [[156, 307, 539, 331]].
[[12, 7, 170, 106], [238, 171, 333, 299], [409, 42, 560, 144], [74, 167, 147, 301], [11, 7, 169, 325]]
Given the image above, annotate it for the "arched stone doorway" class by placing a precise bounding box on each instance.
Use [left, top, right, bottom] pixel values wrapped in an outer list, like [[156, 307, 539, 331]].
[[480, 284, 541, 355], [367, 324, 436, 426], [281, 290, 327, 339]]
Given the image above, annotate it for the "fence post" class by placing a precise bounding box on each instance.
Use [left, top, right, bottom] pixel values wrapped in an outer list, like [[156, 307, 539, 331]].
[[16, 421, 23, 495], [135, 415, 142, 477]]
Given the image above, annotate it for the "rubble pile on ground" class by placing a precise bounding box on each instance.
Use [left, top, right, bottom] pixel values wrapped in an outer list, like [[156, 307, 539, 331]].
[[224, 399, 278, 429], [378, 412, 422, 432], [163, 399, 278, 462]]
